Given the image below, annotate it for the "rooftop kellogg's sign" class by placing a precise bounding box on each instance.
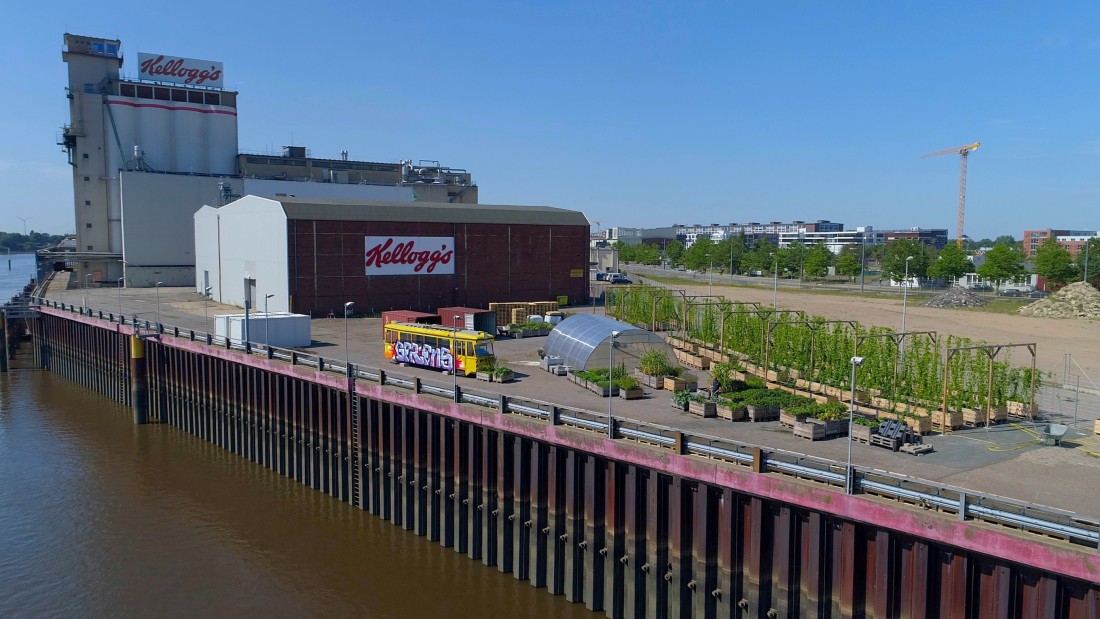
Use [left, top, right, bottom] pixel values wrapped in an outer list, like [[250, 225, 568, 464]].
[[137, 52, 224, 88], [365, 236, 455, 276]]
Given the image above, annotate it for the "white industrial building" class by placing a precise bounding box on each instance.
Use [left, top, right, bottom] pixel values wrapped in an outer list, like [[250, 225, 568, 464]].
[[58, 33, 476, 288]]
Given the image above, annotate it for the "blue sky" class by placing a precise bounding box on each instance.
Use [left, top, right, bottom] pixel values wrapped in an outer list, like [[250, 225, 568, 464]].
[[2, 1, 1099, 239]]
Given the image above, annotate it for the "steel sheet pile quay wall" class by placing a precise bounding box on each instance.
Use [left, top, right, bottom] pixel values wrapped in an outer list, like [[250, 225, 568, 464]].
[[30, 304, 1100, 619]]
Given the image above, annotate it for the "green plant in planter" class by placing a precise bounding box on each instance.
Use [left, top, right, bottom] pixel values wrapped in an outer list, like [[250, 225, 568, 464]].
[[640, 349, 672, 377], [672, 390, 693, 408], [615, 375, 640, 391], [491, 366, 513, 379], [853, 416, 877, 427]]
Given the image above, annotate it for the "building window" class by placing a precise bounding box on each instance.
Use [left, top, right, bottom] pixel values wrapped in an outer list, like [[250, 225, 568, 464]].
[[171, 89, 187, 102], [84, 200, 91, 206], [204, 92, 220, 105], [120, 83, 136, 97], [87, 246, 93, 251], [82, 153, 89, 159], [154, 87, 171, 101], [188, 91, 204, 104], [136, 85, 153, 99], [85, 223, 92, 228], [84, 176, 90, 181]]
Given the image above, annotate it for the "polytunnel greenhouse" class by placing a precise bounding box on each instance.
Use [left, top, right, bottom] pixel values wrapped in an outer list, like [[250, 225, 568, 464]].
[[542, 314, 670, 371]]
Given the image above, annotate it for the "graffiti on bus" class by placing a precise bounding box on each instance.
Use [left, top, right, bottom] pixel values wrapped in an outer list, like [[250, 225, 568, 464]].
[[392, 340, 455, 371]]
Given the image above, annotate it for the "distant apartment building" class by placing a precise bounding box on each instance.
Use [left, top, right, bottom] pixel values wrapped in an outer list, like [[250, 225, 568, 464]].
[[606, 226, 677, 247], [880, 228, 949, 251], [675, 220, 844, 247], [1023, 229, 1098, 257]]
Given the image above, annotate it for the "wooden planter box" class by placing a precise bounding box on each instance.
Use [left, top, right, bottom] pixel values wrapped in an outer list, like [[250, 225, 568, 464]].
[[688, 399, 717, 418], [718, 403, 747, 421], [931, 410, 963, 429], [571, 375, 616, 397], [670, 397, 688, 411], [1094, 419, 1100, 436], [493, 370, 515, 383], [779, 410, 800, 428], [794, 378, 811, 390], [675, 349, 711, 370], [851, 424, 878, 445], [476, 371, 492, 382], [1006, 400, 1029, 418], [619, 387, 645, 400], [746, 403, 780, 422], [809, 418, 849, 438], [961, 407, 984, 426], [990, 406, 1007, 423], [904, 416, 932, 435], [663, 377, 687, 391], [633, 372, 664, 389], [793, 420, 825, 440]]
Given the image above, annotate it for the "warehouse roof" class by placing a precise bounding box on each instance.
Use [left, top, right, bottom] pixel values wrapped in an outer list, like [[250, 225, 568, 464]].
[[274, 196, 589, 226]]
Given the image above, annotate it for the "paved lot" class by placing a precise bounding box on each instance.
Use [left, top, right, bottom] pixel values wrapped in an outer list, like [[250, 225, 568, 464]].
[[47, 279, 1100, 519]]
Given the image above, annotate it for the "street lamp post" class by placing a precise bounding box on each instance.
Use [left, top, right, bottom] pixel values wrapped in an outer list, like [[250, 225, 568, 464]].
[[859, 229, 867, 294], [846, 356, 865, 494], [608, 330, 621, 438], [155, 281, 164, 330], [900, 255, 914, 358], [117, 277, 124, 319], [344, 302, 354, 378], [204, 286, 213, 335], [264, 293, 275, 347], [772, 255, 779, 310], [453, 315, 462, 401], [708, 253, 713, 296]]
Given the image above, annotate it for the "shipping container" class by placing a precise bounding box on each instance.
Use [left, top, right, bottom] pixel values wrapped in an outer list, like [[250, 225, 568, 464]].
[[437, 306, 497, 334]]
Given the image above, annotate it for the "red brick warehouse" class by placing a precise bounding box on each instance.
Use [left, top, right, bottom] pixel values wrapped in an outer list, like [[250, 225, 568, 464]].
[[195, 196, 590, 316]]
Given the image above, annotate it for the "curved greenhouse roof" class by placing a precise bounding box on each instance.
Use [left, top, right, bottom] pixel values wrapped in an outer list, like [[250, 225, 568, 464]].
[[543, 314, 669, 371]]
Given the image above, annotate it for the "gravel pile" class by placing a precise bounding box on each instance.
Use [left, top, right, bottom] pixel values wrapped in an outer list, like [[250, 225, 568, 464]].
[[1018, 282, 1100, 318], [924, 287, 988, 308]]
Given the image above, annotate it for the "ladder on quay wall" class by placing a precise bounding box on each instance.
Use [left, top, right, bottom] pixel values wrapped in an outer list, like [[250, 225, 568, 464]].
[[349, 376, 361, 508]]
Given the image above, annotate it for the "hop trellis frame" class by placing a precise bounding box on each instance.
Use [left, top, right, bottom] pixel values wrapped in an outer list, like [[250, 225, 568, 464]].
[[609, 285, 1043, 422]]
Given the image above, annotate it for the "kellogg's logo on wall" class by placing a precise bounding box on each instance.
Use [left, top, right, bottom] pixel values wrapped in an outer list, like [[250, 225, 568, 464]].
[[137, 52, 224, 88], [365, 236, 455, 276]]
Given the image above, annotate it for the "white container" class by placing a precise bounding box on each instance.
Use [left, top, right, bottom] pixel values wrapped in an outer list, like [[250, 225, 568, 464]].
[[215, 312, 312, 348]]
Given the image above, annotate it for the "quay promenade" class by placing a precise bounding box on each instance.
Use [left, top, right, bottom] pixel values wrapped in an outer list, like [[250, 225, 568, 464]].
[[45, 280, 1100, 521]]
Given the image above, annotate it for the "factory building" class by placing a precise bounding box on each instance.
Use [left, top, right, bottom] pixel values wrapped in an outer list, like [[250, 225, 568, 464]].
[[195, 196, 589, 316], [58, 33, 480, 287]]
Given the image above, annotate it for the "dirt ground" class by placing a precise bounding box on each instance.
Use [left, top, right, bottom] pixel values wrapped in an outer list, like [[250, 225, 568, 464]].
[[626, 269, 1099, 382]]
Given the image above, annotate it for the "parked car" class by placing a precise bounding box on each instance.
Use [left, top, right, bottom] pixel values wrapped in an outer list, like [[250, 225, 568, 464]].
[[1028, 290, 1049, 298], [607, 273, 632, 284], [997, 288, 1024, 297], [970, 283, 993, 292], [595, 272, 607, 281]]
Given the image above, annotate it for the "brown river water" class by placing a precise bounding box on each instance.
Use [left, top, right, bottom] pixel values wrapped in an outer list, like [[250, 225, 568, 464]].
[[0, 352, 593, 617]]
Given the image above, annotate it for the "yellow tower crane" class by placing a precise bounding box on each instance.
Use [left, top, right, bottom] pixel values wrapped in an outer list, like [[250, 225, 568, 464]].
[[922, 141, 980, 247]]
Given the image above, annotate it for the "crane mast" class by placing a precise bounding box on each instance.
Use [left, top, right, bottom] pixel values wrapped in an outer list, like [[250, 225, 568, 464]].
[[922, 142, 980, 247]]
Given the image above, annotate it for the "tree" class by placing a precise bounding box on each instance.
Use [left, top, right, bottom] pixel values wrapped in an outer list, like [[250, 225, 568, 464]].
[[741, 238, 775, 274], [1031, 237, 1077, 288], [836, 246, 862, 280], [880, 239, 930, 283], [683, 237, 715, 272], [976, 243, 1026, 288], [1074, 237, 1100, 285], [927, 243, 973, 281], [993, 235, 1022, 251], [664, 240, 685, 266], [802, 242, 834, 278]]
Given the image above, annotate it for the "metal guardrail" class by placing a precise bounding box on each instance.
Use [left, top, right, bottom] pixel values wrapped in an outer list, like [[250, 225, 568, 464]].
[[33, 296, 1100, 551]]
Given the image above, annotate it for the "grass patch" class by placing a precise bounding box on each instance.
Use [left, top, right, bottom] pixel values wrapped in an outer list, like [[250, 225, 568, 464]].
[[965, 299, 1031, 315]]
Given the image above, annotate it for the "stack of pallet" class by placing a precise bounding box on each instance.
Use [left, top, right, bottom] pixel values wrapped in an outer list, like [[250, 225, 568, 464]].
[[489, 302, 529, 327], [490, 301, 563, 326]]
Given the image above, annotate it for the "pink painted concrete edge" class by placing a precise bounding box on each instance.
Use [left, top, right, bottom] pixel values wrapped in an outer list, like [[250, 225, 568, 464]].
[[44, 306, 1100, 584]]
